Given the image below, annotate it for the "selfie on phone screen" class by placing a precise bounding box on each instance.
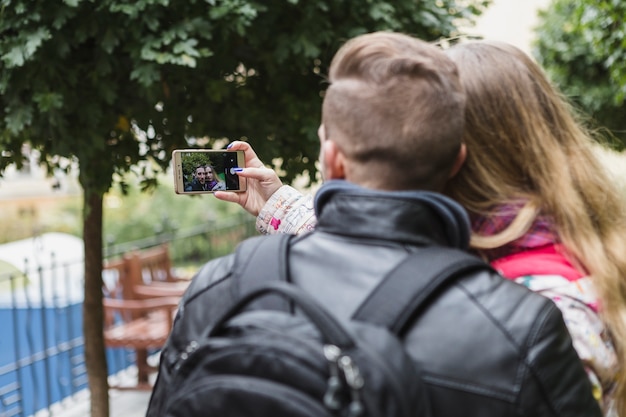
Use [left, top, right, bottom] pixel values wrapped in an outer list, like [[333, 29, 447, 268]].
[[173, 150, 246, 194]]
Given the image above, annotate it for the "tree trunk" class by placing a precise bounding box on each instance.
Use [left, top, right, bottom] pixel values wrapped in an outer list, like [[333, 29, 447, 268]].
[[83, 190, 109, 417]]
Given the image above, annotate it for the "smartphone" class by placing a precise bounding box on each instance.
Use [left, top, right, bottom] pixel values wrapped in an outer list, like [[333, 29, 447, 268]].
[[172, 149, 247, 194]]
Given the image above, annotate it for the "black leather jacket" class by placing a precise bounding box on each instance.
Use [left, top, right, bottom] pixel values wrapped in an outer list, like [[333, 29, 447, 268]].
[[147, 182, 601, 417]]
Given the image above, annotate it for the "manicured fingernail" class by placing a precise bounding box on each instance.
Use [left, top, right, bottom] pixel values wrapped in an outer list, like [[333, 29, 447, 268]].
[[226, 143, 234, 149], [233, 167, 244, 172]]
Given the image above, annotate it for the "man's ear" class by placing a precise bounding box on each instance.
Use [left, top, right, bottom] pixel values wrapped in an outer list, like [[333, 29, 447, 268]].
[[449, 143, 467, 178], [322, 140, 346, 180]]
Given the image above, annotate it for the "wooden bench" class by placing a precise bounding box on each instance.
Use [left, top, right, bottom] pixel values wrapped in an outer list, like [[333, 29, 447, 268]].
[[102, 255, 182, 390]]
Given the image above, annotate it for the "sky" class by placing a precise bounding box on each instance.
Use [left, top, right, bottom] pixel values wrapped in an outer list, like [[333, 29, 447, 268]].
[[465, 0, 552, 54]]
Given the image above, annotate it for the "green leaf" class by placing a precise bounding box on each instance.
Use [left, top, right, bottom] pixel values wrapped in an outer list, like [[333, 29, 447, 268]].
[[101, 29, 119, 53], [419, 10, 441, 28], [130, 64, 161, 86], [369, 3, 395, 21], [20, 27, 52, 62], [2, 47, 25, 67], [173, 39, 200, 56], [5, 105, 33, 134], [33, 92, 64, 112], [209, 5, 232, 19]]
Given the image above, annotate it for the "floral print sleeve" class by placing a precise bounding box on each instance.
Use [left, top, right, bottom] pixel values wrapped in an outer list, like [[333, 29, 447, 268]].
[[256, 185, 317, 235], [515, 275, 618, 416]]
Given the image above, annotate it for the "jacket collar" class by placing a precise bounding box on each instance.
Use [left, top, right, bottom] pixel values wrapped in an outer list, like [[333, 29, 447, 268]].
[[314, 180, 470, 250]]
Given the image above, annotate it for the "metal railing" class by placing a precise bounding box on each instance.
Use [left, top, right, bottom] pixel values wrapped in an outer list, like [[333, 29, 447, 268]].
[[0, 213, 256, 417]]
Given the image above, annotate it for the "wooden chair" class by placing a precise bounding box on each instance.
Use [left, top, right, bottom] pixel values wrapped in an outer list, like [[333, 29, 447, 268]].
[[103, 296, 179, 390], [123, 244, 190, 300], [130, 243, 186, 283]]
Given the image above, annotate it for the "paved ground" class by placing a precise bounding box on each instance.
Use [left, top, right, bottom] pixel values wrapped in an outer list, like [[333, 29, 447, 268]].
[[110, 390, 151, 417], [54, 389, 151, 417], [53, 369, 154, 417]]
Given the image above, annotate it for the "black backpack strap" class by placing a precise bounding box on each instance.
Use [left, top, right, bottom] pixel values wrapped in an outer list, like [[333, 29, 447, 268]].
[[352, 247, 495, 336], [231, 234, 295, 310]]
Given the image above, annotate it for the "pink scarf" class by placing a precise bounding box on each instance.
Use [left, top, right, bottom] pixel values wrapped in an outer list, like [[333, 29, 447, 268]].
[[471, 204, 584, 281], [491, 244, 584, 281]]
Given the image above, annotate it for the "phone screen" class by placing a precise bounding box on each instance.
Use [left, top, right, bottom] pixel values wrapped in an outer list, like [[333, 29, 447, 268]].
[[173, 149, 246, 194]]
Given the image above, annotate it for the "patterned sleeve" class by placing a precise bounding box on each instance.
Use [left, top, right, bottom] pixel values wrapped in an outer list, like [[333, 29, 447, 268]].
[[256, 185, 317, 235], [515, 275, 618, 416]]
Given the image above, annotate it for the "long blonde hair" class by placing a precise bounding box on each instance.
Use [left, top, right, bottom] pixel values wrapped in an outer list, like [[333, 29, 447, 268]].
[[444, 40, 626, 415]]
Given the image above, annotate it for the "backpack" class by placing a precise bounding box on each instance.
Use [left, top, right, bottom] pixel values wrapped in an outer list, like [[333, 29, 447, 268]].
[[161, 234, 492, 417]]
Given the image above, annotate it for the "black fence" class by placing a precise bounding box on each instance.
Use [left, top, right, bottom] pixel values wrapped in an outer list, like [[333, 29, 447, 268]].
[[0, 213, 256, 417]]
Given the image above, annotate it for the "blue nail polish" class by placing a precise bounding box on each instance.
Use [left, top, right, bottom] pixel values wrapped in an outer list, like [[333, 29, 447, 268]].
[[227, 143, 234, 149], [233, 167, 244, 172]]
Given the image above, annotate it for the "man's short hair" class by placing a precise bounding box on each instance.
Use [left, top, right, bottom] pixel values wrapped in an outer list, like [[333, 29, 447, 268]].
[[322, 31, 466, 191]]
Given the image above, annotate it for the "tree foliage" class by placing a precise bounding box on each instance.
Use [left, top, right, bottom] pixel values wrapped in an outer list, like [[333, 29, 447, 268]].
[[0, 1, 490, 416], [534, 0, 626, 148], [1, 0, 491, 187]]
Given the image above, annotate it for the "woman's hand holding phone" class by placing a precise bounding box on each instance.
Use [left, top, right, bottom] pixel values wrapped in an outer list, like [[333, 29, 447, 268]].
[[213, 141, 283, 216]]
